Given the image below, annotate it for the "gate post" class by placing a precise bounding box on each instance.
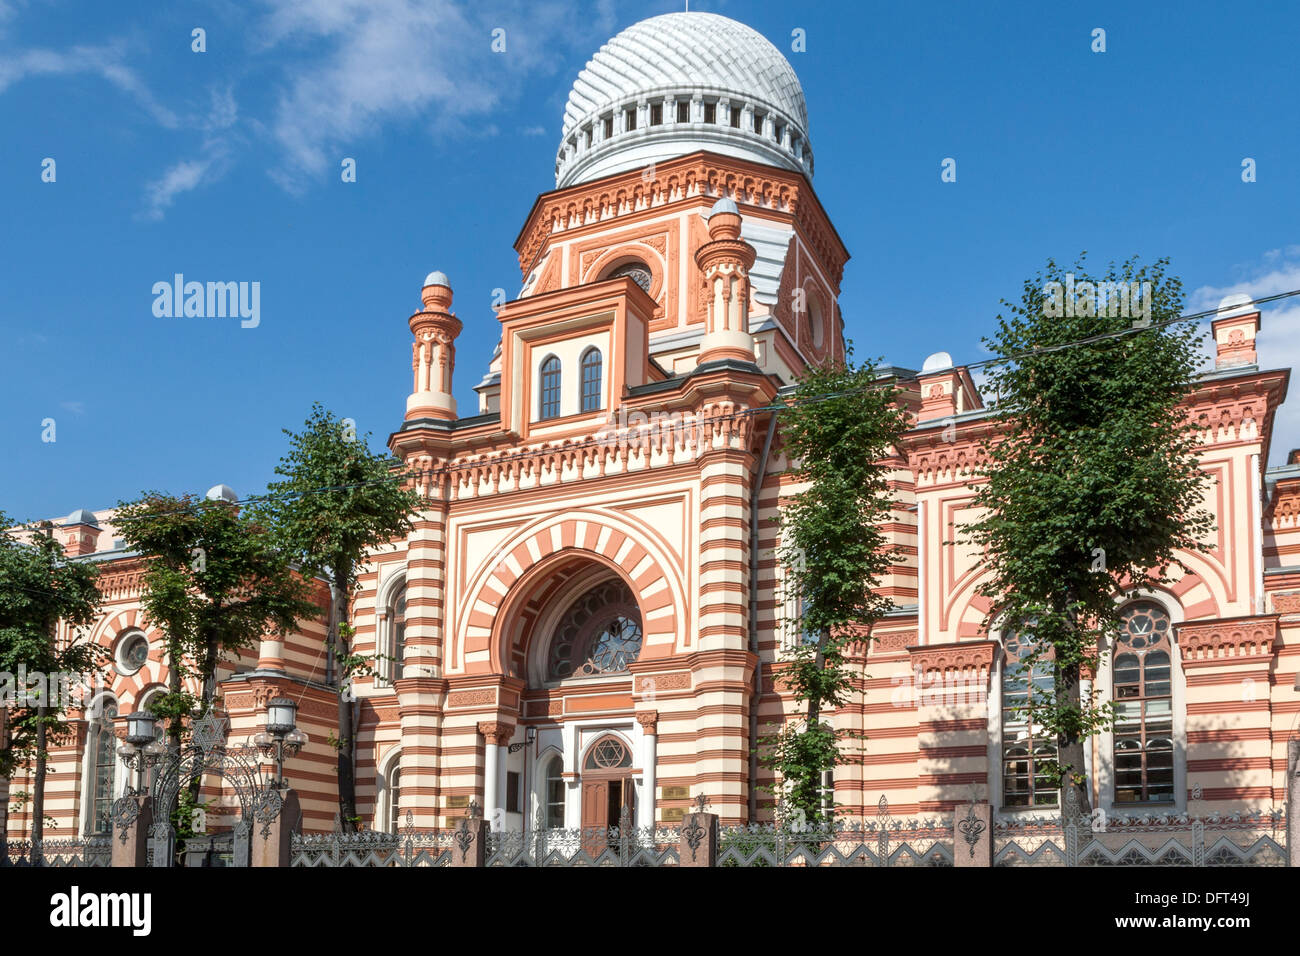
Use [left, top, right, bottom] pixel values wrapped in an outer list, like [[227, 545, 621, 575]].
[[110, 794, 153, 868], [953, 801, 992, 866], [450, 802, 487, 867], [252, 788, 299, 867], [1287, 738, 1300, 867], [679, 809, 718, 867]]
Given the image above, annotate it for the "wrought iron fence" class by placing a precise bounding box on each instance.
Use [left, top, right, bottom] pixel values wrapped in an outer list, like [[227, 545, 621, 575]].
[[994, 809, 1287, 867], [4, 837, 112, 867]]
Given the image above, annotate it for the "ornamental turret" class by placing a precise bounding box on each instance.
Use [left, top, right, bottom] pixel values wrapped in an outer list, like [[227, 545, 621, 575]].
[[694, 198, 757, 364], [405, 271, 463, 421]]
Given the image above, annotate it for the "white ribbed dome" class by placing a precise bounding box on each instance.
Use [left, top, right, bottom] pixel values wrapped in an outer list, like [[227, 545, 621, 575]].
[[556, 12, 812, 188]]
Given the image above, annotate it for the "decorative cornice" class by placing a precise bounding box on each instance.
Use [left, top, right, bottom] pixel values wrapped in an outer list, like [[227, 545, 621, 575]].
[[905, 640, 997, 678], [1175, 615, 1278, 664], [515, 151, 848, 288]]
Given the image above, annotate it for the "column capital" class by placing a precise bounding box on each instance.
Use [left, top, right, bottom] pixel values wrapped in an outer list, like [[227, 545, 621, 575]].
[[477, 720, 515, 747]]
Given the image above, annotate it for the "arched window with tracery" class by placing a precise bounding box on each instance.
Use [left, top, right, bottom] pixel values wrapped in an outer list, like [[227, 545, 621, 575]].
[[88, 699, 119, 836], [547, 579, 643, 681], [580, 347, 603, 413], [539, 355, 562, 420], [1001, 631, 1057, 808], [602, 260, 652, 294], [584, 736, 632, 772], [1113, 600, 1174, 804]]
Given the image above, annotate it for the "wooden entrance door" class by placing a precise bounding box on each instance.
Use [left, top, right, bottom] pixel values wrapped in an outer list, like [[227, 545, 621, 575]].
[[579, 735, 635, 856]]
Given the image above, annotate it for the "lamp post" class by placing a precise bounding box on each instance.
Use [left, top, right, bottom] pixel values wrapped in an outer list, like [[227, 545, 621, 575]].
[[253, 698, 308, 789], [117, 711, 168, 792]]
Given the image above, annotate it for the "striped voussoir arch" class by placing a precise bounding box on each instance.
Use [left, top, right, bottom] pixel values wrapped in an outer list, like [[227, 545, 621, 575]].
[[89, 608, 188, 706], [459, 515, 684, 674]]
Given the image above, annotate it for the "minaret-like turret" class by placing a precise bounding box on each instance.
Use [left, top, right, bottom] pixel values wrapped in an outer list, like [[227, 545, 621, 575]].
[[694, 198, 757, 365], [406, 271, 463, 421]]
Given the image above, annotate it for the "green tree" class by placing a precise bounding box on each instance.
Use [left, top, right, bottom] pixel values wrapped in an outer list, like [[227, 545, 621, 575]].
[[0, 515, 104, 859], [253, 405, 421, 832], [113, 493, 319, 753], [760, 350, 909, 826], [967, 256, 1212, 815]]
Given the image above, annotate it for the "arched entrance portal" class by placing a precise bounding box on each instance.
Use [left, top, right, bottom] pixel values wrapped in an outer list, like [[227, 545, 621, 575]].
[[494, 557, 651, 837]]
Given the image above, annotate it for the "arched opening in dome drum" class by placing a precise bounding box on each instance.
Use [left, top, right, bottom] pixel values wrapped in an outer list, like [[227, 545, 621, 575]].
[[602, 261, 652, 294]]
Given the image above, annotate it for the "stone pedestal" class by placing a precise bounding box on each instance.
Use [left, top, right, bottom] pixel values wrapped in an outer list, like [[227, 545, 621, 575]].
[[678, 812, 718, 867], [1287, 739, 1300, 867], [252, 788, 299, 867], [953, 801, 992, 867], [110, 794, 153, 868], [450, 814, 488, 867]]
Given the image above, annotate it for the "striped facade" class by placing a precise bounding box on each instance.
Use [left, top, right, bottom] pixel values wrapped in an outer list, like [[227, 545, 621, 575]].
[[6, 13, 1300, 845]]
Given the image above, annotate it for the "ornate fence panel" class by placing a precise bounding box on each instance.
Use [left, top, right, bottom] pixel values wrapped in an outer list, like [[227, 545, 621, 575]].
[[487, 811, 681, 867], [995, 809, 1286, 867], [4, 837, 112, 867], [291, 813, 455, 867]]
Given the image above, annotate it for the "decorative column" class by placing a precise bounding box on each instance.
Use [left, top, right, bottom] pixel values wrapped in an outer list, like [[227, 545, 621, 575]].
[[405, 272, 463, 422], [636, 711, 658, 828], [694, 198, 757, 364], [678, 794, 719, 867], [477, 721, 513, 830]]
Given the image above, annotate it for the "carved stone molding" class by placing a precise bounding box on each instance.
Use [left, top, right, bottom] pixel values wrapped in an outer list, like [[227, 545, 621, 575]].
[[635, 711, 659, 733], [1272, 592, 1300, 615], [1176, 616, 1278, 664], [477, 721, 515, 746], [448, 689, 497, 708], [905, 640, 997, 679]]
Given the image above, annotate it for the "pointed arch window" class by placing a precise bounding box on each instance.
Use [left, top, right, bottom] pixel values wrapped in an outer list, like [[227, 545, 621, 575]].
[[544, 756, 566, 828], [539, 355, 562, 420], [1001, 632, 1058, 808], [580, 347, 603, 412], [88, 699, 119, 836], [1113, 601, 1174, 804], [387, 765, 402, 833], [377, 578, 407, 686]]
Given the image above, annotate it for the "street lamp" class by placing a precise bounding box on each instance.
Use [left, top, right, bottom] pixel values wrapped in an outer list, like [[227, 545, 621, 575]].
[[254, 697, 308, 789], [118, 711, 166, 791]]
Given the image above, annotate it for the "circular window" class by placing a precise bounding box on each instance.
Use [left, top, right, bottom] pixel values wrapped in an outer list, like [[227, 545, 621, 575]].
[[117, 632, 150, 674]]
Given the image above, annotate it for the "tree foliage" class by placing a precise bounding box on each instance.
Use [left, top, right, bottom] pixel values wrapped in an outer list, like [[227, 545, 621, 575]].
[[113, 493, 319, 747], [967, 255, 1212, 812], [760, 349, 909, 824], [252, 404, 422, 831], [0, 515, 104, 850]]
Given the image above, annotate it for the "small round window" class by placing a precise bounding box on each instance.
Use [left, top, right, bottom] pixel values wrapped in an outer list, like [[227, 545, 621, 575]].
[[117, 632, 150, 674]]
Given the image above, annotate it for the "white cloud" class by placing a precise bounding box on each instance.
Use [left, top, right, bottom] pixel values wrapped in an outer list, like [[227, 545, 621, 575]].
[[255, 0, 617, 190], [141, 157, 215, 221], [1191, 251, 1300, 466], [0, 42, 178, 127]]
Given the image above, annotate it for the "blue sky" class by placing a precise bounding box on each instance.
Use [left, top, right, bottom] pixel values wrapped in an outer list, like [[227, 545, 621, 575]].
[[3, 0, 1299, 523]]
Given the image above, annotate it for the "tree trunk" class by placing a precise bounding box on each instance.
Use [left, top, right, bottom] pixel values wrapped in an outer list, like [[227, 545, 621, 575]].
[[1056, 662, 1091, 818], [167, 641, 184, 752], [332, 577, 358, 832], [30, 705, 46, 862]]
